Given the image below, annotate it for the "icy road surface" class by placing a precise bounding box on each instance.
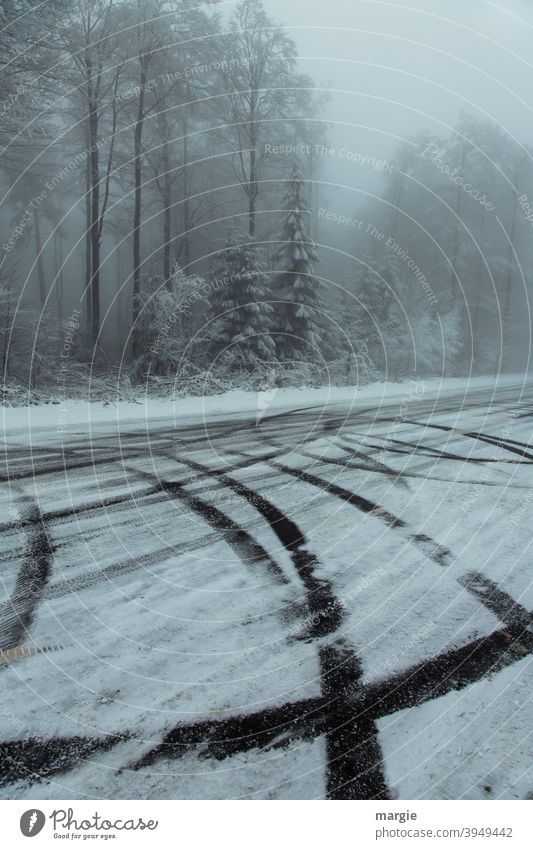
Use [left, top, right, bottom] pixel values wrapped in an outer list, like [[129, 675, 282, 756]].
[[0, 378, 532, 799]]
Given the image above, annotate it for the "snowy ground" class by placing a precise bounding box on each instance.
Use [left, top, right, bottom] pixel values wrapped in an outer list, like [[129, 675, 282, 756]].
[[1, 373, 526, 443], [0, 375, 532, 799]]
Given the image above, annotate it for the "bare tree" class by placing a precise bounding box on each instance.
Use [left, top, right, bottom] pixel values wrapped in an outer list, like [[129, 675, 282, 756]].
[[213, 0, 315, 237], [59, 0, 124, 346]]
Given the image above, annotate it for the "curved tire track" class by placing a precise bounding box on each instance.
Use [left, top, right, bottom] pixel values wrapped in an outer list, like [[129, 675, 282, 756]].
[[0, 500, 54, 653]]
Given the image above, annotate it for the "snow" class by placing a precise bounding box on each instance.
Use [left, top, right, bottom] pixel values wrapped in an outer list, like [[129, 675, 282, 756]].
[[1, 373, 526, 446], [379, 657, 533, 800], [1, 373, 532, 799]]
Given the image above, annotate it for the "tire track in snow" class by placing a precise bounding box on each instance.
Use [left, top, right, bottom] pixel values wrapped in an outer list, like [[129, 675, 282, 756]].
[[168, 454, 342, 638], [150, 453, 389, 799], [127, 469, 289, 585], [0, 734, 129, 788], [345, 432, 533, 464], [127, 611, 533, 793], [295, 445, 409, 488], [458, 573, 533, 633], [262, 456, 451, 567], [0, 499, 54, 653], [405, 420, 533, 461]]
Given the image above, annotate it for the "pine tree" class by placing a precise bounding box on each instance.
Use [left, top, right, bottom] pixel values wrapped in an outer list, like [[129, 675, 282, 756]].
[[208, 236, 276, 371], [275, 169, 323, 359], [355, 250, 395, 325]]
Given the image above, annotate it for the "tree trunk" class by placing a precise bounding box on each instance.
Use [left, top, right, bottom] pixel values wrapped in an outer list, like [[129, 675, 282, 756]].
[[162, 154, 171, 288], [449, 143, 467, 307], [163, 187, 172, 289], [89, 100, 101, 348], [248, 139, 257, 238], [182, 114, 191, 269], [115, 238, 122, 342], [85, 150, 92, 333], [33, 207, 46, 307], [158, 108, 172, 288], [55, 229, 64, 323], [132, 61, 147, 351], [472, 208, 485, 371], [1, 297, 12, 376], [504, 192, 518, 327]]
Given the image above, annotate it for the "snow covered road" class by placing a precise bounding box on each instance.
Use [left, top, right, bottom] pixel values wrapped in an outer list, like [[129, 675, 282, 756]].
[[1, 378, 532, 799]]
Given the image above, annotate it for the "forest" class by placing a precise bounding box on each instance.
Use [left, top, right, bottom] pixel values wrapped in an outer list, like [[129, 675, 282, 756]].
[[1, 0, 532, 807], [1, 0, 532, 403]]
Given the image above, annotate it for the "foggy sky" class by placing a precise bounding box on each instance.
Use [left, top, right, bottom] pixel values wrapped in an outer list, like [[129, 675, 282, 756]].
[[256, 0, 533, 274], [263, 0, 533, 147]]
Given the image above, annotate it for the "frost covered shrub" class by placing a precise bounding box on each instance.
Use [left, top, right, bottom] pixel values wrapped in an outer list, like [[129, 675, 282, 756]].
[[326, 341, 378, 386], [30, 311, 65, 387], [274, 359, 324, 388], [132, 266, 209, 379], [0, 279, 64, 390]]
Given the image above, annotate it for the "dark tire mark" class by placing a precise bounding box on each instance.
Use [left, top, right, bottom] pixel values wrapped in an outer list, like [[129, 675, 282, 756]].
[[459, 573, 533, 633], [405, 420, 533, 462], [409, 533, 451, 567], [265, 461, 453, 569], [380, 438, 502, 463], [0, 501, 54, 652], [171, 455, 343, 639], [41, 533, 223, 601], [0, 449, 290, 538], [320, 642, 389, 799], [1, 481, 305, 608], [298, 447, 409, 488], [0, 734, 129, 788], [0, 449, 150, 483], [349, 433, 530, 464], [271, 462, 405, 527], [131, 698, 325, 770], [127, 613, 533, 784], [0, 486, 162, 535], [476, 434, 533, 451], [3, 398, 530, 795], [361, 620, 533, 720], [168, 455, 388, 797], [158, 479, 288, 584], [338, 438, 515, 487]]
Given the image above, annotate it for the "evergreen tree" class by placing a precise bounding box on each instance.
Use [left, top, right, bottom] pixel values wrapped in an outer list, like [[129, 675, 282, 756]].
[[275, 169, 323, 359], [208, 236, 276, 371], [356, 249, 396, 325]]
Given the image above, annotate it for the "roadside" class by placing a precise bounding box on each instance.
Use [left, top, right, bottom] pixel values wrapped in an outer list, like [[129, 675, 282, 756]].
[[1, 373, 528, 447]]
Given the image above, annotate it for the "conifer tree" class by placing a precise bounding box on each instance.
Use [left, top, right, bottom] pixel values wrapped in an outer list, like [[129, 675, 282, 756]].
[[209, 236, 276, 370], [275, 169, 323, 359]]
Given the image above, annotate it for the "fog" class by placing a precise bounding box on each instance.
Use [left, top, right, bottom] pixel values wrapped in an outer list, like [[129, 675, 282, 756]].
[[1, 0, 533, 399], [263, 0, 533, 298], [266, 0, 533, 140], [3, 1, 533, 805]]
